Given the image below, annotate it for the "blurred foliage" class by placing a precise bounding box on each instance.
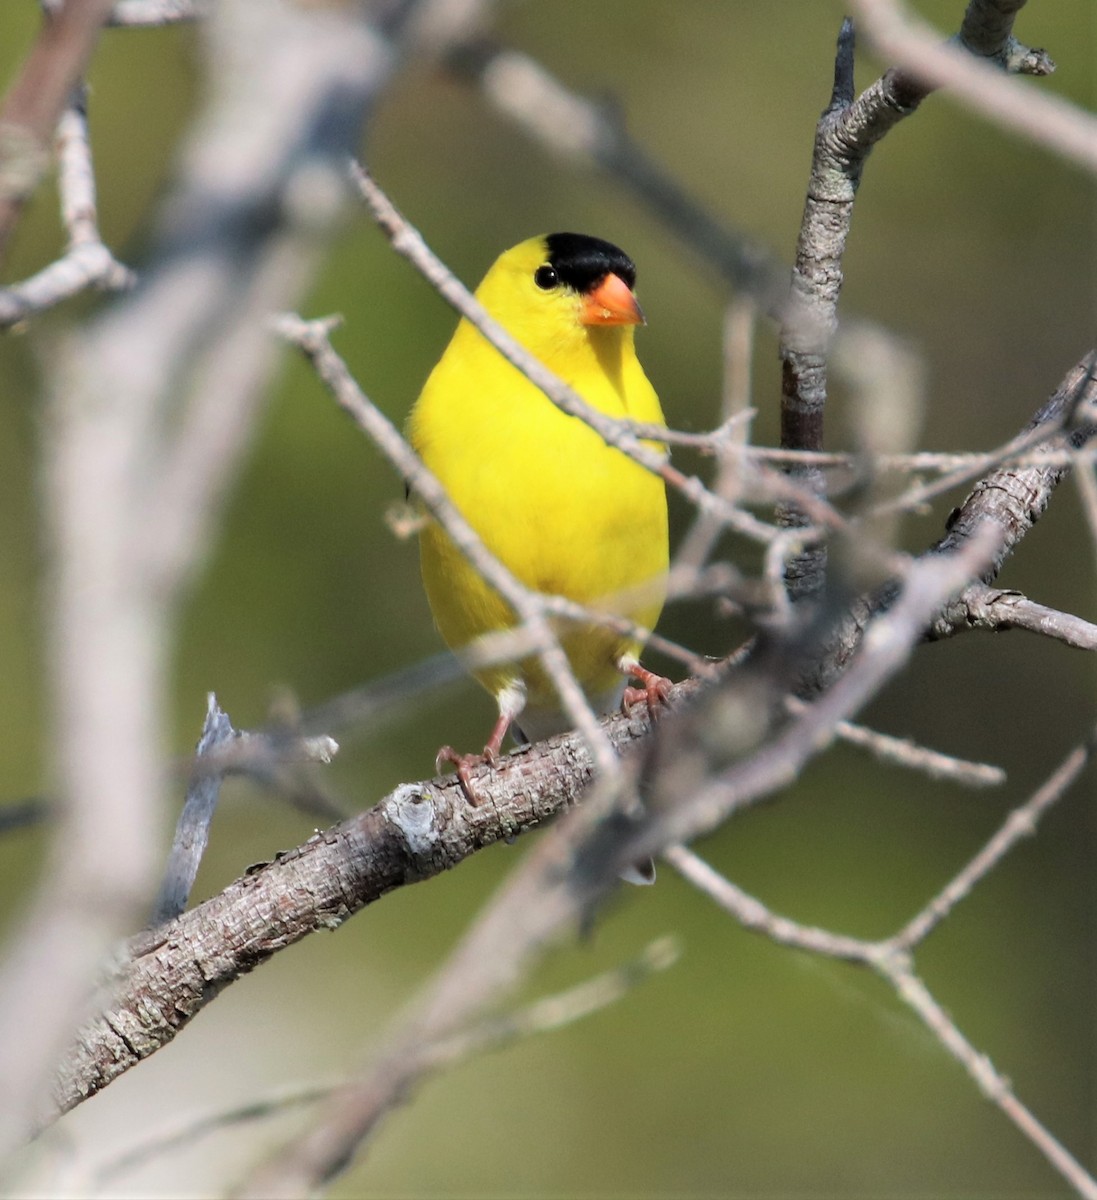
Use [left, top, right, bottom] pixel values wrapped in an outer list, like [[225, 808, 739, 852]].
[[0, 1, 1095, 1196]]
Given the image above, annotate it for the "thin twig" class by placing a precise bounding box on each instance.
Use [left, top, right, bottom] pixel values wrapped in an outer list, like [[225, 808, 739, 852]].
[[0, 89, 134, 327], [150, 696, 340, 928], [0, 0, 117, 263], [231, 939, 678, 1197], [664, 846, 873, 960], [666, 842, 1097, 1200], [619, 438, 1097, 477], [633, 527, 1000, 857], [854, 0, 1097, 177], [948, 584, 1097, 650], [785, 697, 1006, 787], [872, 404, 1073, 519], [94, 936, 677, 1189], [445, 37, 787, 310], [670, 297, 758, 585], [149, 695, 237, 928], [892, 729, 1096, 950], [873, 953, 1097, 1200]]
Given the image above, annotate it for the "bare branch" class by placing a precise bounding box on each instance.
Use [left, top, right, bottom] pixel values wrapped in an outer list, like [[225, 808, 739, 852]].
[[808, 354, 1097, 694], [664, 845, 873, 960], [149, 696, 339, 930], [631, 528, 998, 859], [785, 698, 1007, 787], [872, 953, 1097, 1200], [942, 583, 1097, 650], [0, 0, 416, 1161], [0, 0, 117, 263], [149, 695, 236, 928], [671, 297, 759, 585], [871, 395, 1081, 520], [93, 936, 676, 1190], [778, 17, 857, 602], [0, 89, 135, 324], [444, 38, 782, 307], [106, 0, 209, 25], [49, 688, 678, 1120], [236, 938, 678, 1198], [775, 1, 1075, 602], [667, 838, 1097, 1200], [928, 356, 1097, 620], [854, 0, 1097, 176], [0, 241, 131, 326], [893, 729, 1097, 950]]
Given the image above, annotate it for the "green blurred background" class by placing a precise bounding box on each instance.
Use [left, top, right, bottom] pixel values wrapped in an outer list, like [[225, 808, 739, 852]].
[[2, 1, 1095, 1195]]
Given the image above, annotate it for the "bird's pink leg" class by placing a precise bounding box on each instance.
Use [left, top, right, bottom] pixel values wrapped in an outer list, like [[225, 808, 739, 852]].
[[618, 656, 673, 722], [435, 682, 525, 805]]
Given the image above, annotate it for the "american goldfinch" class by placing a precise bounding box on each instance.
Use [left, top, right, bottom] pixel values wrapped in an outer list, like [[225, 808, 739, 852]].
[[408, 232, 670, 797]]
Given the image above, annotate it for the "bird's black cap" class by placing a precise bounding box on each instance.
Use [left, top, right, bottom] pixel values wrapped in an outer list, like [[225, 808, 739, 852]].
[[544, 232, 636, 294]]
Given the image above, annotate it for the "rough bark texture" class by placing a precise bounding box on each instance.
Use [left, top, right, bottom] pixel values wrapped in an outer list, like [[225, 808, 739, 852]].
[[800, 354, 1097, 693], [51, 702, 663, 1116]]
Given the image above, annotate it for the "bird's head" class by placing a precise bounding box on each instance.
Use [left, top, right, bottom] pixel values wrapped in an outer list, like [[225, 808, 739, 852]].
[[474, 232, 645, 360]]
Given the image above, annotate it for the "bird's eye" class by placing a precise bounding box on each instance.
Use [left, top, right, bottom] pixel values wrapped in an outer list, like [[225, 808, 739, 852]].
[[534, 265, 558, 290]]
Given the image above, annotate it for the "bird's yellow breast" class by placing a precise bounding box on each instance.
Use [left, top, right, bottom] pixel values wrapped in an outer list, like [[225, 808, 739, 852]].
[[408, 244, 668, 718]]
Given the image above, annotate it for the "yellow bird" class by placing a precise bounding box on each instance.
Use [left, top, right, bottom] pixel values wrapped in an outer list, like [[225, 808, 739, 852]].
[[408, 232, 670, 795]]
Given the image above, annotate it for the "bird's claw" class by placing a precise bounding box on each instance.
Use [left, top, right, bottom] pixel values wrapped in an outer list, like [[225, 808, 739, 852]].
[[435, 744, 498, 806], [621, 666, 673, 723]]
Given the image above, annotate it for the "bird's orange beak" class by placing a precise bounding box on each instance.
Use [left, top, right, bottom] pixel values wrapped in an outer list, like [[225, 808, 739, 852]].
[[580, 272, 646, 327]]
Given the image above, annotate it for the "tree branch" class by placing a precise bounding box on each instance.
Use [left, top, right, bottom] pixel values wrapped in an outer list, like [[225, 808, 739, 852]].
[[50, 692, 671, 1119], [0, 0, 421, 1162], [89, 936, 676, 1191], [803, 353, 1097, 693], [935, 583, 1097, 650], [854, 0, 1097, 176], [776, 1, 1071, 605], [233, 530, 991, 1195], [664, 707, 1097, 1200], [148, 696, 340, 930], [46, 523, 993, 1128], [0, 0, 117, 264], [0, 90, 133, 327], [929, 355, 1097, 604]]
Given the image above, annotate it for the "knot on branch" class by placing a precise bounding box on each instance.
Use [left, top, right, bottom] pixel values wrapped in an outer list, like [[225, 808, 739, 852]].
[[382, 783, 446, 877]]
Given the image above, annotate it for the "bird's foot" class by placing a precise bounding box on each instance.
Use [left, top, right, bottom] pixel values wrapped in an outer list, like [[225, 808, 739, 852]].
[[621, 663, 673, 722], [435, 744, 501, 806]]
